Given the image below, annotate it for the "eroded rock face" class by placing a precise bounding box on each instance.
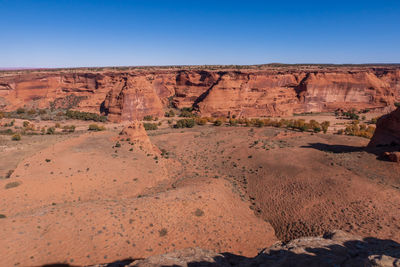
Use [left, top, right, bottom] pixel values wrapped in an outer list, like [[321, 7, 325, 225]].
[[105, 230, 400, 267], [1, 66, 400, 121], [368, 107, 400, 147]]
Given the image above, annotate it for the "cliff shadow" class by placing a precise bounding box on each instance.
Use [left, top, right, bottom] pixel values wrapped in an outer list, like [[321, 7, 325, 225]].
[[185, 236, 400, 266], [302, 142, 400, 161], [37, 236, 400, 266]]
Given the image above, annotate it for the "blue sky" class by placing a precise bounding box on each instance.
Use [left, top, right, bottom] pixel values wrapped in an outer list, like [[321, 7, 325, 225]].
[[0, 0, 399, 67]]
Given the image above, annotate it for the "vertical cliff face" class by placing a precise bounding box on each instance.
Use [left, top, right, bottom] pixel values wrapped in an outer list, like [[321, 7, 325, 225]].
[[298, 71, 397, 112], [1, 66, 400, 121]]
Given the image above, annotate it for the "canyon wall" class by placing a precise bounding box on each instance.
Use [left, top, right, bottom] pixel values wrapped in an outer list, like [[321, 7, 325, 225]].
[[0, 66, 399, 121]]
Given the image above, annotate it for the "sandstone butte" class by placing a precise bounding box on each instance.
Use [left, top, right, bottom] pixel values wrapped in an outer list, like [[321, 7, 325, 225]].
[[0, 65, 400, 120]]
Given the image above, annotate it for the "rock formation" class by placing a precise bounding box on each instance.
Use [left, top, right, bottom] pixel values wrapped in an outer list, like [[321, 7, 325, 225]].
[[118, 121, 160, 154], [94, 230, 400, 267], [1, 65, 400, 121], [368, 107, 400, 147]]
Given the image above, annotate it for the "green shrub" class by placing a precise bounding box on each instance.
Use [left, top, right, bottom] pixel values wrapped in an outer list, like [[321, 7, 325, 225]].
[[66, 110, 107, 122], [395, 102, 400, 108], [175, 118, 195, 128], [11, 133, 21, 141], [143, 123, 158, 130], [179, 107, 197, 118], [88, 124, 105, 131], [342, 111, 359, 120], [115, 141, 121, 148]]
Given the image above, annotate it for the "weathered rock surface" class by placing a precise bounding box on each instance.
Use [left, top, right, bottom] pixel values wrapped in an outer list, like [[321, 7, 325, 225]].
[[1, 66, 400, 120], [100, 230, 400, 267], [368, 107, 400, 147]]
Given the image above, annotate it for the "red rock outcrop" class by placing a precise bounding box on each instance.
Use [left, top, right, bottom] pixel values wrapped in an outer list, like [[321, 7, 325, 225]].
[[368, 107, 400, 147], [96, 230, 400, 267], [118, 121, 161, 154], [1, 66, 400, 121]]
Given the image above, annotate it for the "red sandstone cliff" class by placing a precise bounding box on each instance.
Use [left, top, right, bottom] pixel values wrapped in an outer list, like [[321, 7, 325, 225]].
[[0, 66, 399, 121]]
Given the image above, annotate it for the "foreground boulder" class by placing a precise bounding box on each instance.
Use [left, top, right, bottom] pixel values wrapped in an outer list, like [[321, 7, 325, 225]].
[[369, 107, 400, 147], [95, 230, 400, 267]]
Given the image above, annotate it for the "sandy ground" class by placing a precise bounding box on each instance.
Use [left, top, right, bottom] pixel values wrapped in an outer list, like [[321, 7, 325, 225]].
[[0, 117, 399, 266]]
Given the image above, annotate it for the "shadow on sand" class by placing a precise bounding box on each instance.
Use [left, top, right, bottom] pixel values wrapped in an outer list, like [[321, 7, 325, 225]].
[[302, 142, 400, 161]]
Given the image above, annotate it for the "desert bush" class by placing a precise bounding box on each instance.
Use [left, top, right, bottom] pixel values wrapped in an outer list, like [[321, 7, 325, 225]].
[[342, 110, 359, 120], [27, 109, 36, 115], [5, 181, 20, 189], [143, 123, 158, 130], [46, 127, 56, 135], [62, 125, 76, 132], [23, 121, 30, 128], [179, 107, 197, 118], [38, 109, 47, 115], [395, 102, 400, 108], [165, 110, 175, 117], [88, 124, 105, 131], [5, 119, 15, 127], [370, 117, 379, 124], [11, 133, 21, 141], [0, 112, 4, 119], [195, 117, 207, 125], [16, 108, 25, 114], [175, 118, 195, 128], [55, 123, 61, 128], [213, 119, 223, 126], [229, 118, 238, 126], [66, 110, 107, 122], [159, 228, 168, 237], [143, 115, 153, 121]]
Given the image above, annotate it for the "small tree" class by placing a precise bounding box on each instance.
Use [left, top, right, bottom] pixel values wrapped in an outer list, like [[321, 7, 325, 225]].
[[321, 121, 330, 134]]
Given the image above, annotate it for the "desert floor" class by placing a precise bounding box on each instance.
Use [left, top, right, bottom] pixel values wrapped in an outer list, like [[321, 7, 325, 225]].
[[0, 118, 399, 266]]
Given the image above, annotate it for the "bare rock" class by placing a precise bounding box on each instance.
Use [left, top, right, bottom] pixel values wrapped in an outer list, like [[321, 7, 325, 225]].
[[369, 107, 400, 147]]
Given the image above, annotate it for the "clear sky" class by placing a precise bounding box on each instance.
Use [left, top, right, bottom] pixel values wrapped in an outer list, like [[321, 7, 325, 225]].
[[0, 0, 399, 68]]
